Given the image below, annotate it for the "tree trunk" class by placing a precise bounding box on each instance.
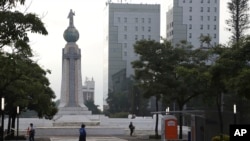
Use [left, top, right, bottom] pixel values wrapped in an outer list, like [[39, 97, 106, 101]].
[[155, 97, 159, 138], [217, 93, 224, 140], [178, 105, 183, 139], [7, 115, 11, 135], [10, 115, 16, 137]]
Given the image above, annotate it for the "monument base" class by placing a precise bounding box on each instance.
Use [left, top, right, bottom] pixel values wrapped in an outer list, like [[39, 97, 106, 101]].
[[57, 107, 92, 115], [54, 107, 99, 127]]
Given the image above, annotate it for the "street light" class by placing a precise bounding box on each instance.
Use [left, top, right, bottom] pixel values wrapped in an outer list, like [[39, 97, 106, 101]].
[[166, 107, 169, 114], [17, 106, 19, 137], [1, 98, 4, 141], [233, 104, 237, 124]]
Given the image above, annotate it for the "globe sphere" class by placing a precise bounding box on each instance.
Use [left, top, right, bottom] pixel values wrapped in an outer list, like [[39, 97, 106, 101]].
[[63, 26, 79, 42]]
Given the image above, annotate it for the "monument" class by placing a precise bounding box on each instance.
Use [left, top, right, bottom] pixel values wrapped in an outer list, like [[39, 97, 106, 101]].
[[57, 9, 91, 116]]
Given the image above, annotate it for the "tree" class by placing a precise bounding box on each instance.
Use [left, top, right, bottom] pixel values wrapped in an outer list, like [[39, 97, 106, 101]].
[[132, 40, 209, 139], [0, 53, 57, 137], [85, 100, 102, 114], [226, 0, 250, 44], [106, 90, 130, 114], [0, 0, 56, 138]]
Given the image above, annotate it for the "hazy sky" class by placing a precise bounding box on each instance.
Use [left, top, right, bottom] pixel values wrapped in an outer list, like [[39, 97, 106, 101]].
[[22, 0, 231, 109]]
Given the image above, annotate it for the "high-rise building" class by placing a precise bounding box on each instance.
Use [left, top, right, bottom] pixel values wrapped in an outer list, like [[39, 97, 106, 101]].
[[104, 2, 161, 99], [166, 0, 220, 48]]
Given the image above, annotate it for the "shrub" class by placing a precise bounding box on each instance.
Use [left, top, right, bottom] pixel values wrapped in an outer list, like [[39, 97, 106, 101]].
[[5, 135, 26, 140], [110, 112, 129, 118], [211, 134, 229, 141]]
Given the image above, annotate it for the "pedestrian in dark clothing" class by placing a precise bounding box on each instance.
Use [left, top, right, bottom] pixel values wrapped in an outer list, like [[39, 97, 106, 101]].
[[79, 124, 86, 141], [129, 122, 135, 136], [28, 123, 35, 141]]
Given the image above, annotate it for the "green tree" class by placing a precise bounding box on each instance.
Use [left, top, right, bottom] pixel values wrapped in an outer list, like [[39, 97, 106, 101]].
[[85, 100, 102, 114], [226, 0, 250, 44], [106, 90, 130, 114], [0, 53, 57, 137], [132, 40, 209, 139], [0, 0, 56, 138]]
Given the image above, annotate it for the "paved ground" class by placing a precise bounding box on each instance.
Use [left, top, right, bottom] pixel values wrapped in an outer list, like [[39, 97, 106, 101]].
[[36, 135, 161, 141]]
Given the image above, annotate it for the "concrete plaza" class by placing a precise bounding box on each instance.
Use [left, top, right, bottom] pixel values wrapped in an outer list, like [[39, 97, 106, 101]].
[[50, 136, 128, 141]]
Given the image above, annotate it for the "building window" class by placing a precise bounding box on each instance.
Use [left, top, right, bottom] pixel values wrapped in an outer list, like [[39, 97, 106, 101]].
[[124, 17, 127, 23], [215, 0, 217, 3], [201, 0, 203, 3], [189, 0, 192, 3], [148, 26, 151, 32], [124, 51, 127, 56], [142, 18, 144, 23], [207, 16, 210, 21], [200, 24, 203, 30], [207, 25, 210, 30], [118, 17, 120, 22], [201, 7, 203, 12], [214, 34, 216, 38], [214, 16, 217, 21], [214, 25, 216, 30], [135, 18, 138, 23], [183, 0, 185, 3], [189, 7, 192, 12], [189, 24, 192, 29], [189, 16, 192, 21], [148, 18, 151, 23], [124, 34, 127, 40], [135, 35, 138, 40], [189, 33, 192, 38], [208, 0, 210, 3], [214, 7, 217, 12], [135, 26, 138, 31], [207, 7, 210, 12], [148, 35, 151, 40]]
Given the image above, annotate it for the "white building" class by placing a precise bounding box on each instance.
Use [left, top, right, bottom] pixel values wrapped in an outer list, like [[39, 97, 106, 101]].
[[104, 2, 161, 97], [166, 0, 220, 48], [82, 77, 95, 103]]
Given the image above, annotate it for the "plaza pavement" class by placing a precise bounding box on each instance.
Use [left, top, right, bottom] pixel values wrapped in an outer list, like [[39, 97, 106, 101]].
[[50, 136, 128, 141], [45, 135, 151, 141]]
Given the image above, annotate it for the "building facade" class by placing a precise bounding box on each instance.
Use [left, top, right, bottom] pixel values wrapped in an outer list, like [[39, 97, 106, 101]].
[[104, 2, 161, 98], [82, 77, 95, 103], [166, 0, 220, 48]]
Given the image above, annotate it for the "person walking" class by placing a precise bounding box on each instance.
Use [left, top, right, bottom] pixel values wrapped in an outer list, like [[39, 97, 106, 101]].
[[79, 124, 86, 141], [27, 123, 35, 141], [129, 122, 135, 136]]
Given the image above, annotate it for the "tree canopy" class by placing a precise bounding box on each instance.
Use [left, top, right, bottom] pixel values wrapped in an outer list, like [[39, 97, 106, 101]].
[[0, 0, 56, 137]]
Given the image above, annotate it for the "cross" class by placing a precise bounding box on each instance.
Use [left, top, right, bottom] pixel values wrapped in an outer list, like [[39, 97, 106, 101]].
[[63, 47, 80, 107]]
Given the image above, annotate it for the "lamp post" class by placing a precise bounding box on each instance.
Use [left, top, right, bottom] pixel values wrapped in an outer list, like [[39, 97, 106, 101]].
[[166, 107, 169, 115], [17, 106, 19, 137], [1, 98, 4, 141], [233, 104, 237, 124]]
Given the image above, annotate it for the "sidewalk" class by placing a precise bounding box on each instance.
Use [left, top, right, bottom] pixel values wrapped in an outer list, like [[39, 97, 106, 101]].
[[35, 135, 160, 141], [50, 136, 128, 141]]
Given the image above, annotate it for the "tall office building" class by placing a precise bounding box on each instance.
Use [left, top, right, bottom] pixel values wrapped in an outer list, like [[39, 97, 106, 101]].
[[104, 2, 160, 98], [166, 0, 220, 48]]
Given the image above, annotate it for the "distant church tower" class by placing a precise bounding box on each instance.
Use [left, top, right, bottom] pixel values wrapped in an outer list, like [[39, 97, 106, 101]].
[[58, 9, 91, 115]]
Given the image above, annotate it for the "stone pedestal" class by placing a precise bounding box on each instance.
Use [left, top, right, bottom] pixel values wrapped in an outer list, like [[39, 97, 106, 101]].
[[57, 107, 91, 115]]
